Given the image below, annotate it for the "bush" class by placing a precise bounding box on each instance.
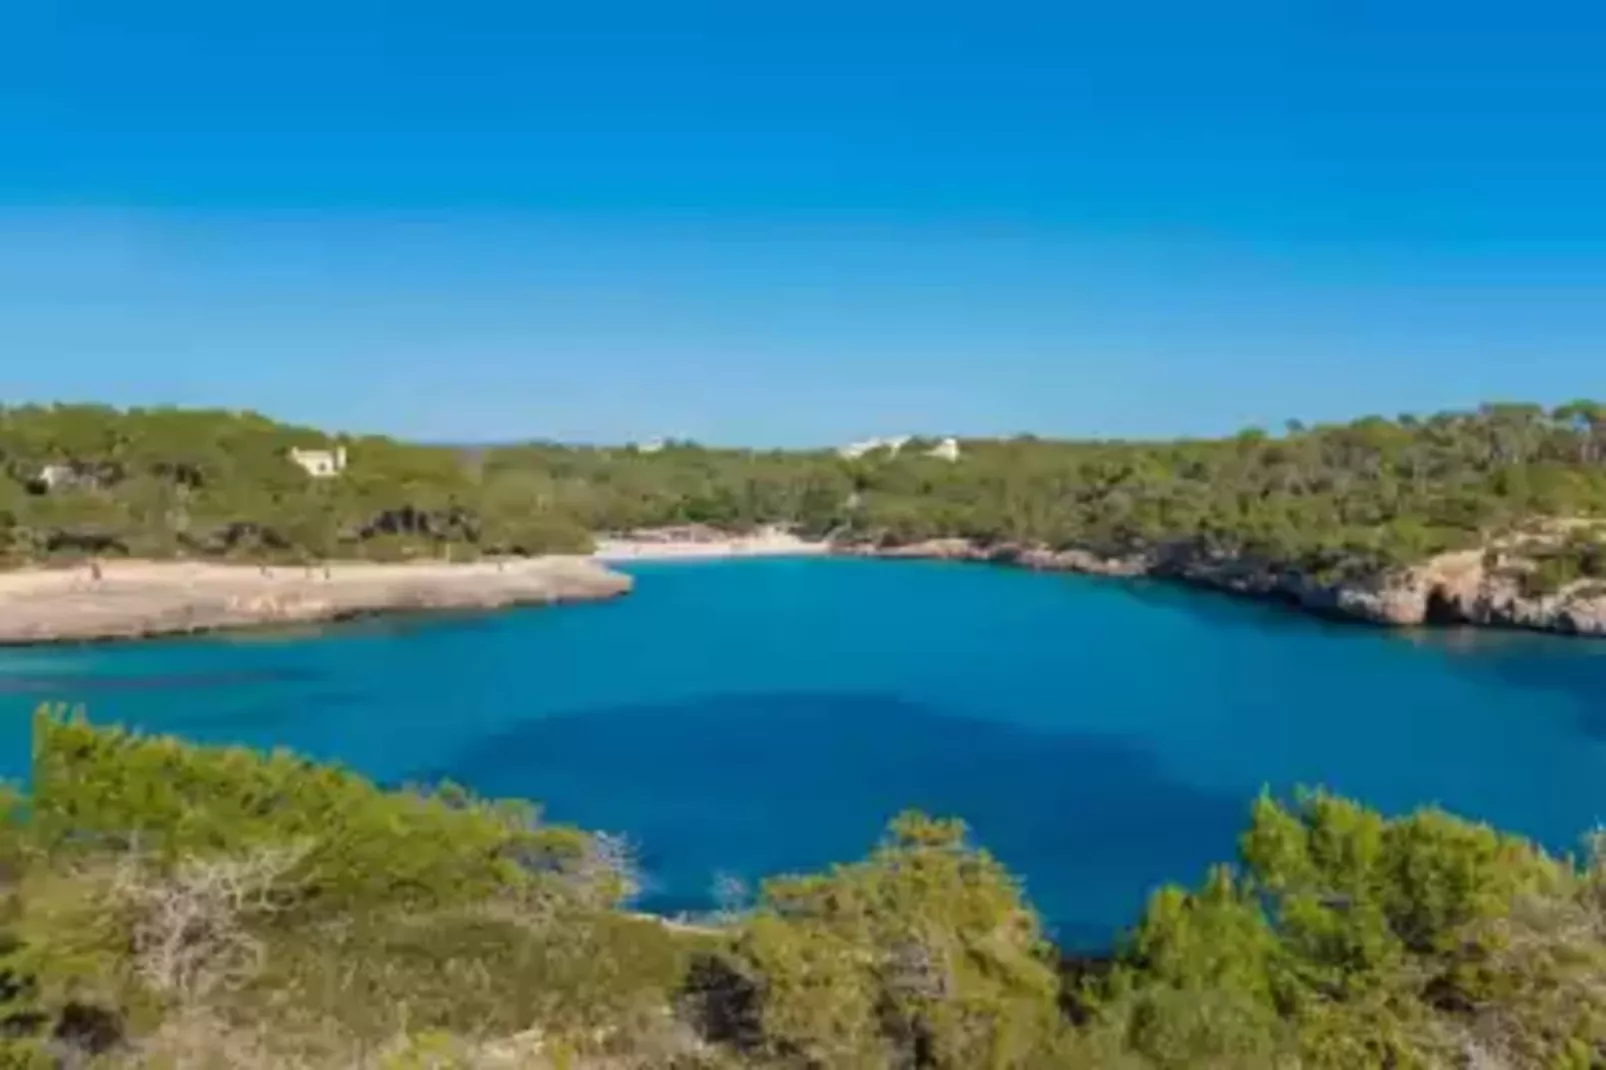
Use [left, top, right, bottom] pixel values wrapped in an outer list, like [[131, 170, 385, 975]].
[[1, 709, 668, 1065], [30, 706, 603, 917], [1088, 790, 1594, 1069], [3, 709, 1606, 1068], [706, 812, 1070, 1068]]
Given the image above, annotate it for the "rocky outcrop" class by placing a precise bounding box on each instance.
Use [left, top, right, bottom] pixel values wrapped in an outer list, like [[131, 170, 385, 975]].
[[1412, 548, 1606, 636], [0, 557, 632, 645], [845, 535, 1606, 637]]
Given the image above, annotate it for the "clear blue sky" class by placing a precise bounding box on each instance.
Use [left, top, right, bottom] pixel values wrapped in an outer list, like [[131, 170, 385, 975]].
[[2, 2, 1604, 445]]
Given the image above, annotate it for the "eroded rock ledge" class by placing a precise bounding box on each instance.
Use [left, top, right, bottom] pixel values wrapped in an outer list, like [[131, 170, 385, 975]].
[[846, 535, 1606, 637], [0, 557, 632, 645]]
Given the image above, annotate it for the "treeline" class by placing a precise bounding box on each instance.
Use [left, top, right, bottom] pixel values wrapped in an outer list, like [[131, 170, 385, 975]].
[[5, 402, 1606, 579], [0, 405, 847, 565], [3, 710, 1603, 1068]]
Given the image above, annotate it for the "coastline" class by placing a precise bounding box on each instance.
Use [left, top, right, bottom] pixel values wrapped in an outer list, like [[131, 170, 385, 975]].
[[8, 526, 1602, 646], [591, 528, 829, 562], [0, 557, 633, 646], [845, 537, 1606, 638], [0, 526, 820, 647]]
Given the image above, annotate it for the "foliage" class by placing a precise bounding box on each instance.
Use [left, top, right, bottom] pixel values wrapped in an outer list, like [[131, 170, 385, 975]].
[[7, 402, 1606, 581], [1512, 529, 1606, 596], [0, 708, 656, 1066], [29, 706, 599, 915], [1, 710, 1605, 1067], [696, 812, 1068, 1068], [1087, 791, 1602, 1069]]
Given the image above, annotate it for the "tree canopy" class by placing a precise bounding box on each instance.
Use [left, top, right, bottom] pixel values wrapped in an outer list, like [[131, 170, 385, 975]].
[[6, 401, 1606, 579], [1, 711, 1603, 1067]]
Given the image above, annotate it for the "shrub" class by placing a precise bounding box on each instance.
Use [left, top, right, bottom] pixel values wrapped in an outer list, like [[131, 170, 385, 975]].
[[707, 811, 1069, 1069], [29, 707, 603, 917], [1090, 790, 1592, 1070], [4, 708, 1606, 1068]]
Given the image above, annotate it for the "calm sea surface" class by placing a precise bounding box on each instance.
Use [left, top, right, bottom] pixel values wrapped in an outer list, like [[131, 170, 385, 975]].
[[3, 557, 1605, 945]]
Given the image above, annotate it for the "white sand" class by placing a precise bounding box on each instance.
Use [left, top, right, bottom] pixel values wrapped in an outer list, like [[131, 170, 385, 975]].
[[591, 529, 830, 562], [0, 557, 631, 645], [0, 528, 831, 644]]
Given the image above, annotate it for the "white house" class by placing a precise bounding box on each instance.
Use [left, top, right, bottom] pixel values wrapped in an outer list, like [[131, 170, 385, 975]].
[[838, 435, 959, 461], [288, 446, 348, 478], [36, 463, 75, 490], [838, 435, 912, 460]]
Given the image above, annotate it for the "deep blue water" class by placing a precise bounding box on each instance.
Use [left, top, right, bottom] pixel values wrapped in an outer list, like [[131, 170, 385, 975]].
[[3, 557, 1606, 946]]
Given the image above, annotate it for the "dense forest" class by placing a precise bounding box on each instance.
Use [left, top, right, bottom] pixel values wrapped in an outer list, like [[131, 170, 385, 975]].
[[0, 709, 1600, 1068], [5, 402, 1606, 586]]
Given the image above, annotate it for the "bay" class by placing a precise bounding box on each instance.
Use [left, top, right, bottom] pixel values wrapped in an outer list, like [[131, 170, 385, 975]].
[[2, 556, 1604, 946]]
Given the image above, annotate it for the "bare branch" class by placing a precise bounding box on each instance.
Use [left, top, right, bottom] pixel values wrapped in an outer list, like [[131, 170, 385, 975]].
[[112, 841, 313, 1003]]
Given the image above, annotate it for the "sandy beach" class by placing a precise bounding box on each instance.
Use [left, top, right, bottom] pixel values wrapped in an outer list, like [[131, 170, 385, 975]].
[[0, 556, 632, 645], [0, 527, 827, 645], [591, 528, 830, 562]]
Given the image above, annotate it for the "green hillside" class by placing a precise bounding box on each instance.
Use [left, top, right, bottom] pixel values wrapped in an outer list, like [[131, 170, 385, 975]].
[[5, 402, 1606, 585]]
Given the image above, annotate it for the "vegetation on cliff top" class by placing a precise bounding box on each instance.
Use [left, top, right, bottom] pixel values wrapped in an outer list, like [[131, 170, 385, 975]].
[[5, 401, 1606, 580], [3, 710, 1604, 1067]]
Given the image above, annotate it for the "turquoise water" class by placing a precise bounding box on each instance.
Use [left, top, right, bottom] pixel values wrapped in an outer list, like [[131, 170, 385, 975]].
[[3, 557, 1606, 945]]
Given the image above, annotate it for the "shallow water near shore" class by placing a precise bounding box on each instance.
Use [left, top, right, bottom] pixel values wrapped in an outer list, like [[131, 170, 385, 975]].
[[2, 556, 1605, 946]]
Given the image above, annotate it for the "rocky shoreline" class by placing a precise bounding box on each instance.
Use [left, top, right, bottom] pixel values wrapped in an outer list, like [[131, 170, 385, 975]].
[[8, 533, 1604, 646], [0, 557, 633, 645], [847, 537, 1606, 637]]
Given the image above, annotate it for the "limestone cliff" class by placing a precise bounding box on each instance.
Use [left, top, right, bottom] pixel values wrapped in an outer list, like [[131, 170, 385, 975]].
[[849, 523, 1606, 637]]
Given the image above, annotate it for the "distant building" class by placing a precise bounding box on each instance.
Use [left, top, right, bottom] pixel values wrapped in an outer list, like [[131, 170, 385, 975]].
[[635, 438, 668, 454], [36, 463, 75, 490], [289, 446, 348, 478], [27, 462, 114, 493], [838, 435, 912, 460], [838, 434, 959, 461]]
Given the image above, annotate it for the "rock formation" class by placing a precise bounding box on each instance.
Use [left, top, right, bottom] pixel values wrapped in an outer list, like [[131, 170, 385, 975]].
[[849, 526, 1606, 637]]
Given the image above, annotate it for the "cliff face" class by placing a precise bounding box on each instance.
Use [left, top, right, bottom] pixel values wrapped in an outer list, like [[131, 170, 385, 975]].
[[852, 532, 1606, 637]]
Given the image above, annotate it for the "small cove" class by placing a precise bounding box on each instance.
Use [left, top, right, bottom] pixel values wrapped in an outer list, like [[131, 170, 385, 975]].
[[2, 556, 1604, 946]]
